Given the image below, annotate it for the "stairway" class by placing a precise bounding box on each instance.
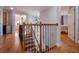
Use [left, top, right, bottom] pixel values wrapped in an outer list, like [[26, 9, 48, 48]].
[[21, 24, 50, 53], [22, 25, 37, 53]]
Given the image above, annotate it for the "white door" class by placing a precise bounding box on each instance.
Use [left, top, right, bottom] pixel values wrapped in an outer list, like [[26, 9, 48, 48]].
[[68, 7, 75, 41]]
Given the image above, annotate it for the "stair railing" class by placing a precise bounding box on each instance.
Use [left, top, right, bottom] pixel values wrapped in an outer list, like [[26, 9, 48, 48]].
[[22, 23, 58, 52]]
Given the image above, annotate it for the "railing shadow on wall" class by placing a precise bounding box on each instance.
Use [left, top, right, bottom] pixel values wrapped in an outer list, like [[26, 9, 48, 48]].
[[21, 22, 58, 53]]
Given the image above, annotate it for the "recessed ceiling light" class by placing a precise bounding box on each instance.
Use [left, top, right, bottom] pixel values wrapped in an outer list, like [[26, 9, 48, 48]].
[[10, 8, 13, 10]]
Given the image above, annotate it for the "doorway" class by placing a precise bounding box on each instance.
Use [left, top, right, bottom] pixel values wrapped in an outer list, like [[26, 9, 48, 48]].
[[14, 14, 27, 48], [3, 9, 12, 35], [60, 6, 76, 46]]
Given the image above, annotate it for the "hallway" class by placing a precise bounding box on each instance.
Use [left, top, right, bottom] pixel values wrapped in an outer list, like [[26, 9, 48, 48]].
[[49, 33, 79, 53]]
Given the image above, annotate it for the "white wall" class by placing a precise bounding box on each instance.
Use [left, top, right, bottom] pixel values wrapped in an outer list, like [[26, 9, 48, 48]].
[[40, 7, 61, 47], [0, 7, 3, 36], [40, 7, 58, 24], [27, 10, 40, 24]]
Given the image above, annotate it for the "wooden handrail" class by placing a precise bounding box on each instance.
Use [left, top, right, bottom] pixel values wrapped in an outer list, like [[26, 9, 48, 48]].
[[24, 23, 58, 26]]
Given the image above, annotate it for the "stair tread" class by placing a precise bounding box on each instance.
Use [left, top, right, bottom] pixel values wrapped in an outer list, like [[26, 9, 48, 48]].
[[25, 47, 36, 52], [25, 42, 35, 45], [25, 44, 35, 48], [24, 32, 32, 35], [24, 37, 33, 39], [24, 39, 34, 42], [25, 43, 35, 46], [23, 35, 32, 37], [26, 47, 35, 50], [25, 40, 34, 44]]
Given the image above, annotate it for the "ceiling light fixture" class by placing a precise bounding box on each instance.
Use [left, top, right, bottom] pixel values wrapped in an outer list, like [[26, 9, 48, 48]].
[[10, 8, 14, 10]]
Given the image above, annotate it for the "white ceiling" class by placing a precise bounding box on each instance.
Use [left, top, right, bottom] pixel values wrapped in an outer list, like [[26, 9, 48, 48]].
[[3, 6, 51, 14]]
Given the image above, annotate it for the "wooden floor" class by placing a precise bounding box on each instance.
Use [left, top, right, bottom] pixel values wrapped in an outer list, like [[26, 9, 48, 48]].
[[0, 34, 22, 53], [49, 33, 79, 53], [0, 33, 79, 53]]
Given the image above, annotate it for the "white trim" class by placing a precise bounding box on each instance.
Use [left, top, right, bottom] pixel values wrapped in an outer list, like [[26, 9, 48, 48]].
[[75, 7, 79, 43]]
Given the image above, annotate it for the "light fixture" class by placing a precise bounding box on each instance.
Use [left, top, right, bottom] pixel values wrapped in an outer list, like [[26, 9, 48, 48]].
[[10, 7, 14, 10]]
